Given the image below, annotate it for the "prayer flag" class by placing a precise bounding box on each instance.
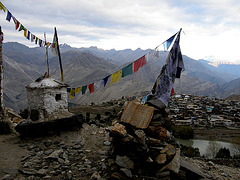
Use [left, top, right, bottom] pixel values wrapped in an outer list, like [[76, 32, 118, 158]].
[[171, 88, 175, 96], [151, 30, 184, 107], [82, 86, 87, 95], [67, 88, 71, 93], [76, 87, 82, 94], [134, 55, 146, 73], [122, 63, 133, 77], [103, 75, 111, 87], [12, 16, 20, 30], [163, 33, 177, 51], [6, 10, 12, 22], [94, 80, 102, 90], [0, 2, 5, 12], [27, 31, 31, 40], [111, 70, 122, 85], [51, 30, 58, 56], [18, 24, 25, 31], [69, 88, 75, 99], [24, 29, 27, 38], [39, 39, 42, 47], [31, 34, 35, 42], [88, 83, 94, 93], [35, 37, 38, 44]]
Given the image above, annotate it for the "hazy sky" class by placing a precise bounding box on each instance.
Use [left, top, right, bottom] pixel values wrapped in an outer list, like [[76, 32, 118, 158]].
[[1, 0, 240, 63]]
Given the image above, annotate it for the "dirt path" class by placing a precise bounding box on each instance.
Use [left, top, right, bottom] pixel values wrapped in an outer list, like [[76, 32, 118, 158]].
[[0, 134, 29, 177]]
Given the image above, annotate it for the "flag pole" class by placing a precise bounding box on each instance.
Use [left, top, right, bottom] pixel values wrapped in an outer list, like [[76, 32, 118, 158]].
[[0, 26, 5, 118], [54, 27, 64, 82], [44, 32, 49, 76]]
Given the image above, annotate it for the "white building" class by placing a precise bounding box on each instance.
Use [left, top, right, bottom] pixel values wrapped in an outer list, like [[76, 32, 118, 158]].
[[26, 77, 71, 121]]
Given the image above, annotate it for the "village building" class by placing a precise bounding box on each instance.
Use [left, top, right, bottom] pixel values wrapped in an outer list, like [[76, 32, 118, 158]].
[[26, 77, 71, 121]]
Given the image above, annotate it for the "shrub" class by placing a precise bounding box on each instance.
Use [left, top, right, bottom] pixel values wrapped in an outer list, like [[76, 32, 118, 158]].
[[181, 145, 200, 157], [179, 126, 194, 139], [216, 147, 231, 158]]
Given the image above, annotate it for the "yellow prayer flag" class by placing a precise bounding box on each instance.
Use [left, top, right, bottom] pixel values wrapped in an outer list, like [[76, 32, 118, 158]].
[[24, 29, 27, 38], [76, 87, 82, 94], [69, 88, 75, 99], [0, 2, 5, 12], [111, 69, 122, 85]]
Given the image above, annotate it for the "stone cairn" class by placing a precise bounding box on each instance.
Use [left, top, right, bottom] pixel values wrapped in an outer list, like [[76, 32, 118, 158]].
[[108, 101, 180, 179]]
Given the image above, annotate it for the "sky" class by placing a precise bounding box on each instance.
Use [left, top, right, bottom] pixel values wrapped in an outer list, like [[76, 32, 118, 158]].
[[1, 0, 240, 63]]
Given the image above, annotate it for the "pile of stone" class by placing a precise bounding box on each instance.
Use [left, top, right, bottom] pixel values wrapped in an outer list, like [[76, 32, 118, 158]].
[[108, 101, 180, 179]]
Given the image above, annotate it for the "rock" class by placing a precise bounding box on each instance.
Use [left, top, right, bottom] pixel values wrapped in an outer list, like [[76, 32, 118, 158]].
[[0, 174, 12, 180], [120, 168, 132, 178], [155, 153, 167, 164], [37, 169, 48, 177], [111, 123, 127, 136], [115, 155, 134, 169], [180, 157, 206, 179], [103, 140, 111, 146], [46, 149, 63, 159], [147, 126, 170, 141], [161, 144, 176, 159], [159, 148, 180, 174], [44, 149, 54, 155], [90, 171, 101, 180], [43, 140, 52, 147], [2, 167, 18, 176]]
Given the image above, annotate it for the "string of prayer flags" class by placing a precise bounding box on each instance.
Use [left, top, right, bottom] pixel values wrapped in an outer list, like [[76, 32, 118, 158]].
[[0, 2, 57, 48], [111, 69, 122, 85], [67, 30, 181, 99]]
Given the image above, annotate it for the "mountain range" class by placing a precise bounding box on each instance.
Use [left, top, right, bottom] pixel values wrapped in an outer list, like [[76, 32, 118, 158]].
[[2, 42, 240, 112]]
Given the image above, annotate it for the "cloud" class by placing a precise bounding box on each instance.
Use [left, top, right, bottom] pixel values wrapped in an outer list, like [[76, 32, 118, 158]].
[[1, 0, 240, 62]]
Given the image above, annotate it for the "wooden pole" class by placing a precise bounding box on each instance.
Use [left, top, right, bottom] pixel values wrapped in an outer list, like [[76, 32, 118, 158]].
[[54, 27, 64, 82], [44, 32, 49, 76], [0, 26, 5, 117]]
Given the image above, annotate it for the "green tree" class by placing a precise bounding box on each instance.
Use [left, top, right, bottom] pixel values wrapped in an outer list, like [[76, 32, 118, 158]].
[[216, 147, 231, 158], [179, 126, 194, 139]]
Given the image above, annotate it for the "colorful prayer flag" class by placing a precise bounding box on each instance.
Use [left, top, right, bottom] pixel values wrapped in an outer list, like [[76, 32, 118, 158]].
[[18, 24, 25, 31], [76, 87, 82, 94], [103, 75, 111, 87], [27, 31, 31, 40], [163, 33, 177, 51], [94, 80, 102, 90], [151, 30, 184, 107], [88, 83, 94, 93], [24, 29, 27, 38], [82, 85, 87, 95], [69, 88, 75, 99], [12, 17, 20, 30], [35, 37, 38, 44], [111, 69, 122, 85], [134, 55, 146, 73], [0, 2, 5, 12], [6, 10, 12, 22], [122, 63, 133, 77]]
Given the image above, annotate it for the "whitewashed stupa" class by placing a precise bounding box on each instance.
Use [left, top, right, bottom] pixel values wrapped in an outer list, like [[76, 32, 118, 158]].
[[26, 76, 71, 121]]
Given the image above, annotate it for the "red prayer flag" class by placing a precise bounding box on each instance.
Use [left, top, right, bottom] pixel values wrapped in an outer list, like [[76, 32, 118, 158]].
[[88, 83, 94, 93], [134, 55, 146, 73], [171, 87, 175, 96]]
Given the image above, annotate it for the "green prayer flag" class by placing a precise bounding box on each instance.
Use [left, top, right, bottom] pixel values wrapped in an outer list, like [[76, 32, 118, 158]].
[[82, 85, 87, 95], [18, 24, 25, 31], [122, 63, 133, 77]]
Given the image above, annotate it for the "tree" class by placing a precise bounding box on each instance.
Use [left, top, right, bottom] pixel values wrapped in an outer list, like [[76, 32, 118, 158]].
[[179, 126, 194, 139], [216, 147, 231, 158]]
